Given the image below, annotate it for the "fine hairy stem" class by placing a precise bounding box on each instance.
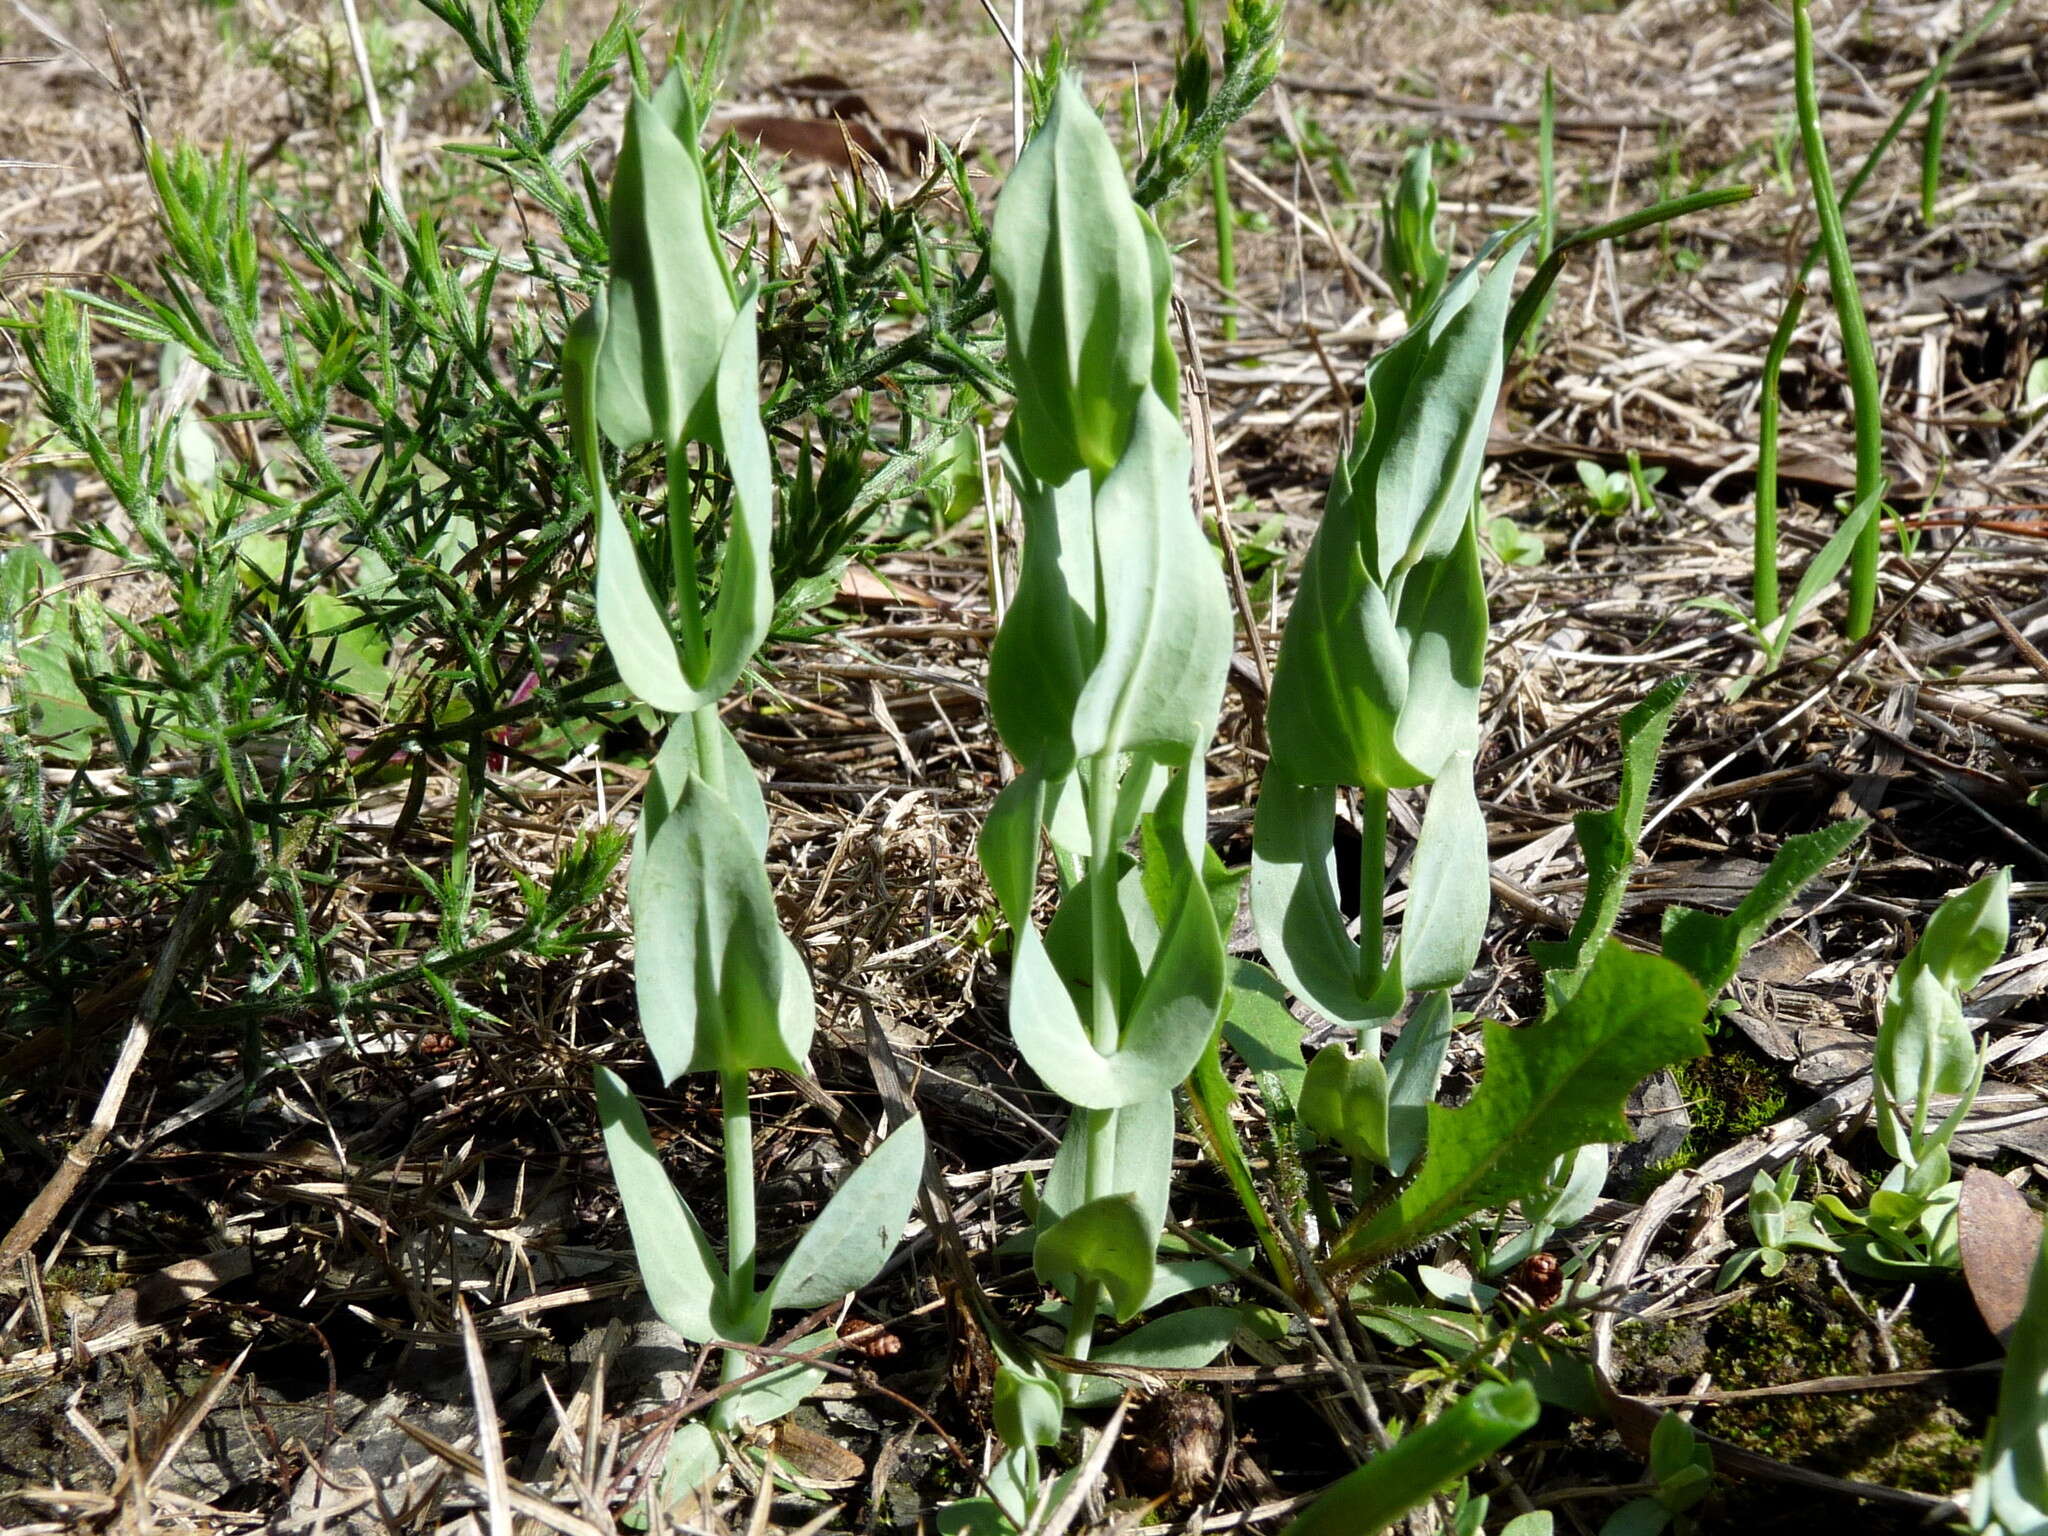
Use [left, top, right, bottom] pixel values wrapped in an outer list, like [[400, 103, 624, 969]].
[[1356, 785, 1389, 992], [1792, 0, 1886, 641]]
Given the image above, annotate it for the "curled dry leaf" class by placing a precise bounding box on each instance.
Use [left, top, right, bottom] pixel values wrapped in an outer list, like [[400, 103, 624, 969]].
[[1960, 1165, 2045, 1348]]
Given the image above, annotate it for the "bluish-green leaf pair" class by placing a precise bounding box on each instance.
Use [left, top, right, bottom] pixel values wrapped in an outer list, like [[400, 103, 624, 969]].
[[980, 74, 1232, 1334], [569, 67, 924, 1455], [1251, 233, 1529, 1037], [562, 71, 774, 717]]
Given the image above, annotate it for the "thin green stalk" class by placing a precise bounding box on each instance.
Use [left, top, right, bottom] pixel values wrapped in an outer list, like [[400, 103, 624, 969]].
[[1753, 283, 1806, 627], [1752, 0, 2012, 624], [1500, 185, 1757, 358], [720, 1063, 758, 1382], [1792, 0, 1886, 640], [1921, 87, 1949, 226], [1356, 785, 1388, 992], [1518, 66, 1557, 357], [1066, 749, 1126, 1368], [1211, 150, 1238, 341]]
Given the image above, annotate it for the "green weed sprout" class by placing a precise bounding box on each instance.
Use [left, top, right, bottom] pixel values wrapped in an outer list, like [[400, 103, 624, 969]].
[[1972, 1221, 2048, 1534], [566, 67, 925, 1481], [1816, 869, 2009, 1278], [1599, 1412, 1715, 1536], [1715, 1164, 1840, 1288], [1380, 143, 1452, 323]]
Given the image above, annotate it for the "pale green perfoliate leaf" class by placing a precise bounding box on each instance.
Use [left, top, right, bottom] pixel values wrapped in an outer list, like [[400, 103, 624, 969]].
[[1333, 943, 1708, 1270], [1007, 880, 1221, 1110], [985, 467, 1098, 776], [593, 1066, 738, 1344], [1384, 990, 1454, 1175], [1043, 1095, 1174, 1243], [592, 289, 779, 714], [1064, 1307, 1241, 1407], [1299, 1043, 1392, 1166], [768, 1115, 927, 1311], [1249, 778, 1404, 1033], [1067, 392, 1232, 765], [1279, 1380, 1540, 1536], [1394, 750, 1488, 993], [992, 73, 1174, 485], [642, 711, 768, 856], [1263, 237, 1530, 791], [1387, 513, 1488, 780], [594, 73, 736, 451], [1223, 961, 1308, 1109], [1660, 820, 1867, 999], [692, 287, 778, 705], [1034, 1193, 1157, 1323], [633, 771, 813, 1080], [709, 1329, 834, 1435], [1913, 865, 2013, 993], [994, 1363, 1066, 1451], [1874, 869, 2009, 1161], [1531, 675, 1688, 993]]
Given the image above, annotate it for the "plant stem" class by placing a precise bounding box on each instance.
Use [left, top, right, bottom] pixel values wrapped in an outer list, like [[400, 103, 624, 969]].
[[690, 701, 728, 799], [1753, 284, 1806, 627], [1356, 785, 1389, 992], [1186, 1045, 1297, 1291], [721, 1063, 758, 1385], [1518, 67, 1557, 357], [1754, 0, 2009, 633], [1920, 87, 1949, 227], [1792, 0, 1886, 641], [1066, 750, 1126, 1369], [1210, 151, 1238, 341]]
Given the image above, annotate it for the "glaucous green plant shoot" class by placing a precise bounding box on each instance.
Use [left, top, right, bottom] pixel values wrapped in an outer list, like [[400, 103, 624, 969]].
[[565, 64, 925, 1486], [1253, 234, 1530, 1039], [968, 70, 1237, 1522]]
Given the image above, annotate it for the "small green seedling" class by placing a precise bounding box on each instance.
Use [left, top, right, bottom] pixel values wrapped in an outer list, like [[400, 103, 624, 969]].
[[1255, 235, 1530, 1038], [1716, 1164, 1841, 1288], [1381, 143, 1452, 323], [1599, 1412, 1714, 1535], [1486, 514, 1547, 567], [1816, 868, 2010, 1278], [1575, 456, 1663, 517]]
